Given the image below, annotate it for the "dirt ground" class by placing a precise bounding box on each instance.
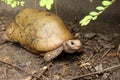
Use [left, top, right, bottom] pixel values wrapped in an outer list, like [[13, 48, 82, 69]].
[[0, 15, 120, 80]]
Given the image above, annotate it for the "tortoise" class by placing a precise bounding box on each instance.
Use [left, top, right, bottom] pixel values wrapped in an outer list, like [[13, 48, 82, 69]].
[[0, 8, 82, 61]]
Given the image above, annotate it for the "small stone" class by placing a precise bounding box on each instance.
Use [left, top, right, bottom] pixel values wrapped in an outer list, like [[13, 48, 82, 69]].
[[43, 66, 48, 70], [84, 33, 96, 39], [74, 33, 81, 38], [1, 27, 5, 31]]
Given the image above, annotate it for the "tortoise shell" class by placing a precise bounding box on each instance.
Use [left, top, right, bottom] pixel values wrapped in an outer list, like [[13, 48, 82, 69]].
[[6, 8, 73, 52]]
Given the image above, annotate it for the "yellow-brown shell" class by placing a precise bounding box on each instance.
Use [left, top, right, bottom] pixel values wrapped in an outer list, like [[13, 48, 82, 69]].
[[6, 8, 73, 52]]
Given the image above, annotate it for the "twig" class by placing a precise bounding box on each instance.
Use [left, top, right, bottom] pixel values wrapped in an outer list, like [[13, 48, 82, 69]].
[[54, 0, 58, 15], [86, 53, 94, 62], [72, 64, 120, 80], [42, 75, 49, 80], [100, 48, 111, 59]]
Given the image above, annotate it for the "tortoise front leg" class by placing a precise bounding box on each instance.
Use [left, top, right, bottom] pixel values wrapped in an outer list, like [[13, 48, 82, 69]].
[[44, 46, 63, 61]]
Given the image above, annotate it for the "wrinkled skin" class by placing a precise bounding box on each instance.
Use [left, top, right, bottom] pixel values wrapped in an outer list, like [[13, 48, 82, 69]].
[[0, 8, 82, 61]]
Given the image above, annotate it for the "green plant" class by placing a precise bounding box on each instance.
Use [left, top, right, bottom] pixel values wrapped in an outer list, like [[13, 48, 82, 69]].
[[79, 0, 116, 26], [39, 0, 116, 26], [39, 0, 54, 10], [1, 0, 25, 8], [1, 0, 116, 27]]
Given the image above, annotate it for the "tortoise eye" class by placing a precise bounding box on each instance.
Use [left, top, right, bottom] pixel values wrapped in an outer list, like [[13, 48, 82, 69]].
[[71, 41, 74, 45]]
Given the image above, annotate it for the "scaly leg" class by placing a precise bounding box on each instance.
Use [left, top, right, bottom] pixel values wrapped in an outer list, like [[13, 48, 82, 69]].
[[44, 46, 63, 61]]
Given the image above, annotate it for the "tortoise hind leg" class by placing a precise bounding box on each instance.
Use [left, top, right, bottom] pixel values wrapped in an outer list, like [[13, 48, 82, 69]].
[[0, 31, 9, 44], [44, 46, 63, 61]]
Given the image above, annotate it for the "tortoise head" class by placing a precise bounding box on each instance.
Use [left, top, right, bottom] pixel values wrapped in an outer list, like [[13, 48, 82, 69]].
[[63, 39, 82, 53]]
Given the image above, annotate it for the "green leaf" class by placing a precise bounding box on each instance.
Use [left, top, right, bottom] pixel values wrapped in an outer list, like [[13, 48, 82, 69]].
[[47, 0, 54, 5], [84, 15, 93, 20], [46, 4, 51, 10], [102, 1, 111, 6], [11, 3, 17, 8], [11, 1, 17, 8], [20, 1, 25, 6], [17, 1, 25, 6], [39, 0, 47, 7], [92, 16, 97, 20], [98, 11, 103, 14], [6, 0, 13, 4], [79, 15, 92, 26], [17, 1, 20, 5], [39, 0, 54, 10], [89, 11, 98, 16], [80, 19, 91, 26], [79, 19, 85, 24], [7, 1, 12, 4], [79, 16, 90, 24], [96, 6, 105, 10], [84, 19, 91, 26], [46, 0, 54, 10]]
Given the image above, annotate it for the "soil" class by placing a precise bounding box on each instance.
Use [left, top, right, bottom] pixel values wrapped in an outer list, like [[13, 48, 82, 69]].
[[0, 15, 120, 80]]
